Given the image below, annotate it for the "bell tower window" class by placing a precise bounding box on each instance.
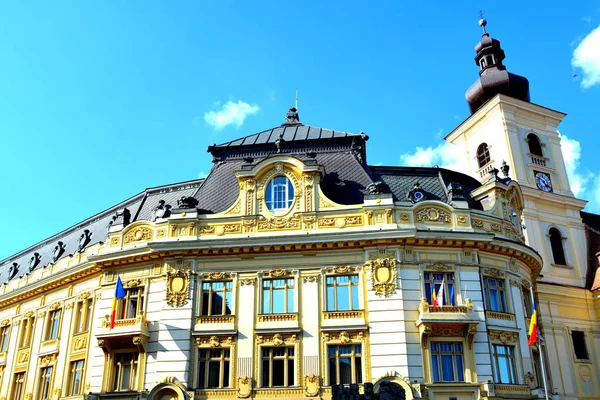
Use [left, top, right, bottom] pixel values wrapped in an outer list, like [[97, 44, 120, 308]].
[[527, 134, 543, 157], [477, 143, 491, 168], [549, 228, 566, 266]]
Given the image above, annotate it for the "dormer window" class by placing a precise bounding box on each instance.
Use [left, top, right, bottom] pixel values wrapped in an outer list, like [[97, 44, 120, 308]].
[[266, 176, 294, 214], [527, 134, 543, 157], [477, 143, 491, 168], [480, 58, 487, 70]]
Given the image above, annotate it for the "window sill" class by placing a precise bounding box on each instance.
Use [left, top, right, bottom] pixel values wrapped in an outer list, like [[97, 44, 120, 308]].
[[195, 315, 235, 324], [551, 263, 573, 269], [573, 358, 592, 364], [323, 310, 365, 319], [257, 313, 298, 322], [485, 311, 516, 322]]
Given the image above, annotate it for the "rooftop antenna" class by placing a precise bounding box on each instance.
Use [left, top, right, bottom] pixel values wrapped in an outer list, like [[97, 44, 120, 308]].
[[295, 90, 298, 110], [478, 11, 488, 35]]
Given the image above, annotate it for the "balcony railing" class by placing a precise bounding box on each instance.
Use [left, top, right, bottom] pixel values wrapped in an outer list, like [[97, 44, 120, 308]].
[[530, 155, 547, 167]]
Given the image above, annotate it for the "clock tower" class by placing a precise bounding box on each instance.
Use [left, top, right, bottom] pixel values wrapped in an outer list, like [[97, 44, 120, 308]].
[[445, 20, 594, 398]]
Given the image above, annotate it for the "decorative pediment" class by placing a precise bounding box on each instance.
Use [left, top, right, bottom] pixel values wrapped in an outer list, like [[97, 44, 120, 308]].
[[322, 330, 365, 344], [264, 268, 294, 278], [326, 265, 358, 275], [195, 335, 234, 348], [256, 333, 298, 346], [414, 207, 451, 224], [123, 225, 153, 245]]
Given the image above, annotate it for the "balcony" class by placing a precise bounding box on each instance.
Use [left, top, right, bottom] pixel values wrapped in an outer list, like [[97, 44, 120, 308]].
[[416, 298, 480, 349], [255, 312, 299, 331], [321, 310, 366, 329], [530, 155, 547, 167], [96, 314, 150, 352], [486, 311, 517, 328], [194, 314, 235, 334]]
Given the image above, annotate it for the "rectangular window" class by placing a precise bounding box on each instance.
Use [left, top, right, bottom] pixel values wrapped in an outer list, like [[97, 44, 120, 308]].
[[38, 366, 53, 400], [522, 287, 532, 316], [261, 347, 295, 387], [571, 331, 589, 360], [44, 309, 61, 341], [0, 325, 10, 353], [112, 353, 139, 391], [11, 372, 26, 400], [68, 360, 85, 396], [327, 344, 363, 385], [430, 342, 464, 383], [492, 344, 518, 384], [326, 275, 360, 311], [483, 277, 507, 312], [19, 317, 34, 348], [262, 279, 295, 314], [74, 298, 93, 334], [117, 288, 144, 320], [424, 272, 455, 306], [201, 281, 233, 316], [198, 348, 231, 388]]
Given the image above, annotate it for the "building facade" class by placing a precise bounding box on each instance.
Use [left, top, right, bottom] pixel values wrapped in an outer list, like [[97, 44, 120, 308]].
[[0, 20, 598, 400]]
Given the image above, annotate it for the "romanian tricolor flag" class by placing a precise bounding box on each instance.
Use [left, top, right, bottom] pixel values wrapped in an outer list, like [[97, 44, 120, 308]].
[[431, 286, 437, 306], [528, 302, 538, 346], [110, 277, 126, 329]]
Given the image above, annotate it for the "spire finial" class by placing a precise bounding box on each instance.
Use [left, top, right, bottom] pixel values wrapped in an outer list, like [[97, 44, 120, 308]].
[[478, 11, 488, 35]]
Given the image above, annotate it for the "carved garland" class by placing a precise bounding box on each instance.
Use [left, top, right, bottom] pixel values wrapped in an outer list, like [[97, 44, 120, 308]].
[[415, 207, 451, 223], [123, 226, 153, 244], [366, 257, 398, 297]]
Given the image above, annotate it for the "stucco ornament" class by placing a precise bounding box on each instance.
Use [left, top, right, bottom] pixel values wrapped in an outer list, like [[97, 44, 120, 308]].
[[237, 376, 253, 398], [166, 268, 190, 307], [367, 257, 398, 297], [304, 374, 321, 397]]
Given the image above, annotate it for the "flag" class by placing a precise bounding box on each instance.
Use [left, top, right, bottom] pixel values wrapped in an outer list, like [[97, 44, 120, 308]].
[[528, 302, 538, 346], [437, 279, 445, 306], [431, 286, 437, 306], [110, 277, 126, 329]]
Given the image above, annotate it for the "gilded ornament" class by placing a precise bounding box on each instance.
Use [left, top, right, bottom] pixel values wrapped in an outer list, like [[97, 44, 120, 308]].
[[0, 319, 10, 327], [237, 376, 252, 398], [302, 275, 319, 283], [456, 215, 468, 225], [125, 279, 142, 288], [73, 336, 87, 351], [367, 257, 398, 297], [156, 228, 166, 238], [48, 301, 61, 311], [339, 331, 351, 344], [77, 291, 91, 300], [240, 278, 256, 286], [415, 207, 450, 223], [123, 226, 153, 244], [328, 265, 356, 274], [258, 218, 300, 230], [491, 223, 502, 232], [110, 237, 119, 246], [166, 269, 190, 307], [472, 219, 485, 229], [225, 199, 242, 215], [205, 272, 230, 280], [304, 374, 321, 397], [267, 268, 289, 277], [399, 213, 410, 221], [427, 262, 453, 272]]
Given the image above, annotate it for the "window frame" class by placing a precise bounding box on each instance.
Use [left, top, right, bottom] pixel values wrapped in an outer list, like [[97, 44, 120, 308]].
[[197, 347, 231, 388], [429, 341, 465, 383], [570, 330, 590, 361], [111, 351, 140, 392], [18, 315, 35, 349], [11, 372, 26, 400], [265, 176, 295, 214], [67, 359, 85, 396], [482, 277, 508, 313], [492, 344, 518, 384], [260, 346, 295, 388], [44, 308, 62, 342], [73, 295, 93, 334], [325, 274, 361, 312], [200, 280, 234, 317], [327, 343, 363, 386], [261, 277, 295, 314], [476, 143, 491, 169], [116, 286, 145, 321], [548, 227, 567, 266], [526, 133, 544, 157], [0, 323, 11, 353], [37, 365, 54, 400], [423, 272, 457, 307]]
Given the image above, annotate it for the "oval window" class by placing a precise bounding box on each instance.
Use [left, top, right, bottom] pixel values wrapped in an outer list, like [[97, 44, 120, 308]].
[[266, 176, 294, 214]]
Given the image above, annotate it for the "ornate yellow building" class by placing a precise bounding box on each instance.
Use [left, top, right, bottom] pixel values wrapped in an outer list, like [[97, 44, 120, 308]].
[[0, 20, 597, 400]]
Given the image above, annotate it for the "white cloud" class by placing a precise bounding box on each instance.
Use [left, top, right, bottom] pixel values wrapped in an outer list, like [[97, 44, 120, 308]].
[[572, 24, 600, 88], [400, 142, 468, 173], [204, 100, 260, 130], [560, 135, 591, 197]]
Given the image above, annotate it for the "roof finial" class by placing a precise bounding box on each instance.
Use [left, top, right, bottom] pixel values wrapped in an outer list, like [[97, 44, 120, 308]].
[[478, 11, 488, 35]]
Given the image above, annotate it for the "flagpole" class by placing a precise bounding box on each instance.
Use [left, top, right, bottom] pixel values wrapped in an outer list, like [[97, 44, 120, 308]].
[[530, 286, 550, 400]]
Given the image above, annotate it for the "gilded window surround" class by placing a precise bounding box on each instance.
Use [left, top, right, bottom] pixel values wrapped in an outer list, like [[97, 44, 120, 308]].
[[488, 329, 525, 385], [422, 335, 477, 384], [98, 344, 147, 393], [254, 333, 300, 389], [320, 329, 370, 386]]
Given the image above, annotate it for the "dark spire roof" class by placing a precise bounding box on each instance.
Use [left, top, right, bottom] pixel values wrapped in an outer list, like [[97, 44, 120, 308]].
[[465, 19, 530, 114]]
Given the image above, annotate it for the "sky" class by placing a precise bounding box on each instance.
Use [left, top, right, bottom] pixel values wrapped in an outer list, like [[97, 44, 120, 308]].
[[1, 1, 599, 261]]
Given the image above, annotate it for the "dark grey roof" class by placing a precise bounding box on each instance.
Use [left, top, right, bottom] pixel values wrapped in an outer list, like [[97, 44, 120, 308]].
[[0, 179, 204, 285], [217, 125, 357, 148]]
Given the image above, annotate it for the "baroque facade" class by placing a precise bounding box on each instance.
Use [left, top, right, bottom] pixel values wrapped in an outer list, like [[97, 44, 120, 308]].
[[0, 20, 598, 400]]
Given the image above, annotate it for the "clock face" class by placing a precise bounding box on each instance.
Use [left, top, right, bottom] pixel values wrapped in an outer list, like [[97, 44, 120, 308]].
[[535, 171, 553, 192]]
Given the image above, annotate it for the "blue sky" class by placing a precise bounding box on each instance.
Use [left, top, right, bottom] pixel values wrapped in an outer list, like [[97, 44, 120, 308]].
[[1, 1, 599, 260]]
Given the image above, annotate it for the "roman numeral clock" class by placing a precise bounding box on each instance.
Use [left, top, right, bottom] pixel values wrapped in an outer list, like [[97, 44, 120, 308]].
[[534, 171, 553, 192]]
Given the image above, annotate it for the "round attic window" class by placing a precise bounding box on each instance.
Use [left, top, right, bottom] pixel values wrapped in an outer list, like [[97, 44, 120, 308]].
[[265, 176, 294, 214]]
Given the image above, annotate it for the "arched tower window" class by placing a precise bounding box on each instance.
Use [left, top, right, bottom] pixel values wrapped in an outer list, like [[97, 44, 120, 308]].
[[477, 143, 491, 168], [549, 227, 566, 265], [527, 134, 543, 157]]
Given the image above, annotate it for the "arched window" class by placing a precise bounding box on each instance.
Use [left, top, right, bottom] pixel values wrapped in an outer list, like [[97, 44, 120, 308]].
[[480, 58, 487, 70], [527, 134, 543, 157], [549, 227, 566, 265], [265, 176, 294, 214], [477, 143, 491, 168]]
